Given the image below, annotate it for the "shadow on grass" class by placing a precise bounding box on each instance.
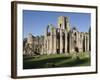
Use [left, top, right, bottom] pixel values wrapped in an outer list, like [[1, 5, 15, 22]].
[[23, 56, 71, 69], [23, 56, 35, 60], [23, 55, 90, 69], [57, 57, 90, 67], [23, 55, 40, 60]]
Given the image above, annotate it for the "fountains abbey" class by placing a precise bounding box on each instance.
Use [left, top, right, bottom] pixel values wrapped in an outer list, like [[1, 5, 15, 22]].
[[23, 16, 91, 55]]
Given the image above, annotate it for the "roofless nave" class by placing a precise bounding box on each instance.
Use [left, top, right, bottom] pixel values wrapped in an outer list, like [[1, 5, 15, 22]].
[[23, 16, 91, 55]]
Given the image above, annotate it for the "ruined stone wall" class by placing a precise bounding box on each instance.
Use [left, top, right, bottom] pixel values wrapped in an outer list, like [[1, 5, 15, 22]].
[[43, 16, 90, 55], [23, 16, 90, 55]]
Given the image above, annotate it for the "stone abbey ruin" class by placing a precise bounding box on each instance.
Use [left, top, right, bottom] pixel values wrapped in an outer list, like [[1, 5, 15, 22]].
[[23, 16, 91, 55]]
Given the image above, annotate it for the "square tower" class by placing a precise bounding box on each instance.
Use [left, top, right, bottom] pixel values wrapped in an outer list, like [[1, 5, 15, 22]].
[[58, 16, 70, 32]]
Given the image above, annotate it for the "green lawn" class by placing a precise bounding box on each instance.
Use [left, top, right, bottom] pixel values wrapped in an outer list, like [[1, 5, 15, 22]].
[[23, 52, 90, 69]]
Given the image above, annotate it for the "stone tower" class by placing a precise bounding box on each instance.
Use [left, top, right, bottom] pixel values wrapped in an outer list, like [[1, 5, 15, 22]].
[[23, 33, 34, 55], [27, 33, 34, 44], [58, 16, 70, 32]]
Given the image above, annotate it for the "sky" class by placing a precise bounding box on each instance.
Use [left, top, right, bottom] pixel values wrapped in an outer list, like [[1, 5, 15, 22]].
[[23, 10, 91, 38]]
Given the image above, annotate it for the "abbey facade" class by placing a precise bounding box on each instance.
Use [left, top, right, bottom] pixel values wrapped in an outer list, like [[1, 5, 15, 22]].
[[23, 16, 91, 55], [42, 16, 91, 55]]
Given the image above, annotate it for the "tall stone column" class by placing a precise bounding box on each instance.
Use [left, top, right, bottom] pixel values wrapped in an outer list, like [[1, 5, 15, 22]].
[[85, 34, 87, 52], [86, 34, 89, 51], [60, 29, 63, 53], [80, 33, 83, 52], [53, 28, 57, 54], [69, 32, 72, 53], [76, 33, 78, 51], [65, 30, 68, 53], [77, 33, 80, 52], [45, 37, 48, 54], [82, 33, 84, 52], [45, 27, 50, 55], [43, 29, 47, 54], [49, 32, 53, 54], [58, 16, 65, 29], [47, 37, 50, 54]]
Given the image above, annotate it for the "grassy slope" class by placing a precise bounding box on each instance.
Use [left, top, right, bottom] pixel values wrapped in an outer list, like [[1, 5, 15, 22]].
[[23, 52, 90, 69]]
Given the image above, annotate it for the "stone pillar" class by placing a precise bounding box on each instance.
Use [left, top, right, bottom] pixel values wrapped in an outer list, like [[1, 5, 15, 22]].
[[88, 34, 89, 51], [47, 37, 50, 55], [58, 16, 65, 29], [85, 34, 87, 52], [44, 35, 47, 54], [65, 30, 68, 53], [86, 34, 89, 51], [69, 32, 72, 53], [47, 37, 50, 54], [27, 33, 34, 44], [49, 28, 54, 54], [45, 28, 49, 55], [82, 34, 84, 52], [53, 28, 57, 54], [80, 33, 83, 52], [27, 33, 34, 55], [60, 29, 63, 53], [76, 32, 81, 52], [43, 30, 46, 54], [65, 17, 70, 32]]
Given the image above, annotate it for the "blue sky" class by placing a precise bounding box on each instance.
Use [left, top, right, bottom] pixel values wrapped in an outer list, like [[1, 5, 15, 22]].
[[23, 10, 91, 38]]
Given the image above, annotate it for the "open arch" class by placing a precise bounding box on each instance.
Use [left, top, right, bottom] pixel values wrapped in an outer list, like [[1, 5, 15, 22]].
[[74, 47, 79, 53]]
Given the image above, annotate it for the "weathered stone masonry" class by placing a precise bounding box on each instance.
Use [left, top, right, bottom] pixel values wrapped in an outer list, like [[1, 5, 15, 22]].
[[23, 16, 91, 55], [42, 16, 90, 55]]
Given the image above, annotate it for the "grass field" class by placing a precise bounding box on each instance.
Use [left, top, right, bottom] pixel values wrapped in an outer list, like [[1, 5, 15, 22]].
[[23, 52, 90, 69]]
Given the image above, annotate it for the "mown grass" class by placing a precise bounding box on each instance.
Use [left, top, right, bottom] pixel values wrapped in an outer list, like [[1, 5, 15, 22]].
[[23, 52, 90, 69]]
